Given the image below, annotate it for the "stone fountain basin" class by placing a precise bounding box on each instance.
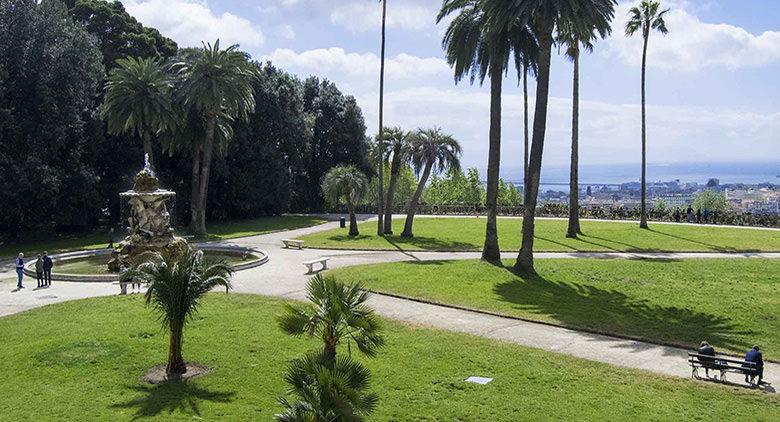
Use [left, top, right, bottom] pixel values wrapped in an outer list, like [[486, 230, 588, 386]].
[[23, 244, 268, 283]]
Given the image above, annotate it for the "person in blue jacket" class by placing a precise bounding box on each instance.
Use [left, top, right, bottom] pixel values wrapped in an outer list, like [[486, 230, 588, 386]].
[[15, 253, 25, 289], [744, 345, 764, 385]]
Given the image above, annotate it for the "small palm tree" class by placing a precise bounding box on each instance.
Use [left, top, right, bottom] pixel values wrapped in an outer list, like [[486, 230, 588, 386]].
[[121, 249, 232, 377], [381, 127, 412, 234], [321, 166, 370, 237], [626, 0, 669, 229], [276, 352, 378, 422], [401, 128, 461, 237], [278, 274, 384, 364], [102, 56, 173, 170]]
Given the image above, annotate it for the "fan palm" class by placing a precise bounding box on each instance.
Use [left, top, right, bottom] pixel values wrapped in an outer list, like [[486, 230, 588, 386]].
[[401, 128, 461, 237], [482, 0, 616, 272], [626, 0, 669, 229], [276, 352, 378, 422], [381, 127, 412, 234], [438, 0, 536, 263], [321, 166, 370, 237], [376, 0, 388, 236], [278, 274, 384, 364], [120, 249, 232, 377], [172, 40, 257, 236], [102, 56, 173, 170]]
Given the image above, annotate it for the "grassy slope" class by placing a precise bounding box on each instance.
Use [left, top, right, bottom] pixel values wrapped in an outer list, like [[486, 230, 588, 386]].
[[301, 217, 780, 252], [1, 216, 327, 259], [332, 259, 780, 355], [0, 295, 775, 421]]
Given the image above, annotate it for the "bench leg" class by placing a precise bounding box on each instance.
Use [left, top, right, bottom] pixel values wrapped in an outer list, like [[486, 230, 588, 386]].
[[305, 264, 313, 274], [322, 261, 328, 270]]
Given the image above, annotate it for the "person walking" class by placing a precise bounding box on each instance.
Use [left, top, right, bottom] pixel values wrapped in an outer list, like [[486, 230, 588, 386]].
[[744, 345, 764, 385], [673, 208, 681, 223], [15, 253, 25, 289], [42, 251, 53, 287], [695, 208, 702, 224], [703, 208, 709, 223], [686, 205, 693, 223], [35, 254, 44, 288]]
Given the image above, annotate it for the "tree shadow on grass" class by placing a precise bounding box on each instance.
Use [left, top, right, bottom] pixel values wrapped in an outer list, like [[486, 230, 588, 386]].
[[494, 267, 749, 353], [111, 382, 235, 420], [382, 235, 478, 252], [645, 228, 761, 253]]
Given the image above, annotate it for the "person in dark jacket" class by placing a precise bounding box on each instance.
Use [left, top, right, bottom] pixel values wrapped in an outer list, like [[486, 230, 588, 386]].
[[695, 209, 702, 223], [35, 254, 44, 288], [686, 205, 693, 223], [697, 341, 717, 377], [744, 345, 764, 384], [42, 252, 53, 287], [15, 253, 24, 289]]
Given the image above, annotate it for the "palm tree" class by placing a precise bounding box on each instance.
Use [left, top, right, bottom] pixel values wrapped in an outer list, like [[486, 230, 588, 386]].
[[276, 352, 378, 422], [321, 166, 370, 236], [376, 0, 388, 236], [626, 0, 669, 229], [102, 56, 173, 170], [382, 127, 411, 234], [120, 249, 232, 377], [438, 0, 536, 263], [481, 0, 616, 272], [401, 128, 461, 237], [173, 40, 257, 236], [278, 274, 384, 364]]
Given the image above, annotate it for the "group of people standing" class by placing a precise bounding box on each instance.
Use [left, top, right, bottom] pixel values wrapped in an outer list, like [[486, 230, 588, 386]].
[[673, 206, 717, 224], [14, 252, 53, 289]]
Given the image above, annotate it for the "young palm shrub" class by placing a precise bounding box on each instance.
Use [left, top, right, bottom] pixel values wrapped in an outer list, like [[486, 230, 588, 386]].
[[278, 274, 384, 364], [121, 249, 232, 377], [321, 166, 370, 237], [276, 352, 379, 422]]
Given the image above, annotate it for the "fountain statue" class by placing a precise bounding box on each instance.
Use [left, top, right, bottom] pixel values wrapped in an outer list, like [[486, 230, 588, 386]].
[[108, 154, 190, 271]]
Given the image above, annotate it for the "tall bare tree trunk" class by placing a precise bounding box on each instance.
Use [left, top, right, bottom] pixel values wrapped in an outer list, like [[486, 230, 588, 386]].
[[189, 141, 202, 233], [195, 115, 217, 236], [567, 47, 581, 238], [482, 64, 503, 264], [523, 62, 529, 192], [401, 163, 432, 237], [515, 29, 553, 273], [347, 201, 359, 236], [384, 148, 402, 234], [167, 322, 186, 376], [142, 130, 155, 171], [376, 0, 387, 236], [639, 32, 649, 229]]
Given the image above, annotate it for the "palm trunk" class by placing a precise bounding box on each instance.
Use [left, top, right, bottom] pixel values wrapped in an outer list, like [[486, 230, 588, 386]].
[[376, 0, 387, 236], [401, 162, 432, 237], [523, 61, 530, 191], [567, 47, 581, 238], [347, 201, 359, 236], [639, 32, 649, 229], [482, 64, 503, 264], [167, 322, 186, 376], [515, 28, 553, 273], [384, 148, 402, 234], [189, 141, 202, 233], [195, 115, 217, 236], [323, 339, 337, 366], [142, 129, 155, 171]]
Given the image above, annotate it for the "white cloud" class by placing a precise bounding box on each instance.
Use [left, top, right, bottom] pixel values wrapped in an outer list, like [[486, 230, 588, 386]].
[[330, 1, 436, 33], [123, 0, 264, 48], [277, 25, 296, 40], [605, 2, 780, 71]]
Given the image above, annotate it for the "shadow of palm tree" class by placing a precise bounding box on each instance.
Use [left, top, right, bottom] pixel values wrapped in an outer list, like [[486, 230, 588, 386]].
[[111, 382, 235, 420], [494, 268, 749, 353], [382, 235, 478, 252], [646, 228, 761, 253]]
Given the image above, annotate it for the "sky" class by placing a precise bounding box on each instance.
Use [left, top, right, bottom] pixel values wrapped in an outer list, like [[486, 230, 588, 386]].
[[120, 0, 780, 181]]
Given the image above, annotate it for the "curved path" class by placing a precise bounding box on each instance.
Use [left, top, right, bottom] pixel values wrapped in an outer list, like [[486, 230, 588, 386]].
[[1, 216, 778, 392]]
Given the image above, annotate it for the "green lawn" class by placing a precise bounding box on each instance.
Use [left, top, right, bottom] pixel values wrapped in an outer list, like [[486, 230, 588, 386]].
[[300, 217, 780, 252], [331, 259, 780, 355], [0, 295, 775, 421], [2, 215, 326, 259], [54, 252, 261, 276]]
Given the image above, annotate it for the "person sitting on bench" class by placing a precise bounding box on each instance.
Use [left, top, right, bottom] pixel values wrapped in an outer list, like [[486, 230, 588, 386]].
[[697, 341, 717, 377], [743, 345, 764, 385]]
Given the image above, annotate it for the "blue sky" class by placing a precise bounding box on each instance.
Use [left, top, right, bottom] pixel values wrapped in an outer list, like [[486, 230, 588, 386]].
[[121, 0, 780, 180]]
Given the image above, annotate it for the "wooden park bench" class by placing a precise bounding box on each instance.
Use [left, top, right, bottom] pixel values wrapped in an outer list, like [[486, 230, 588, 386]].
[[282, 239, 305, 250], [688, 353, 760, 386], [303, 257, 330, 274]]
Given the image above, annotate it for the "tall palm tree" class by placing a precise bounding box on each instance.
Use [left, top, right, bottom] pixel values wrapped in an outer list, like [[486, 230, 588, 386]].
[[120, 249, 232, 377], [173, 40, 257, 236], [278, 274, 384, 364], [382, 127, 411, 234], [626, 0, 669, 229], [276, 352, 378, 422], [401, 128, 461, 237], [102, 56, 173, 170], [321, 166, 370, 237], [437, 0, 536, 263], [376, 0, 388, 236], [481, 0, 616, 272]]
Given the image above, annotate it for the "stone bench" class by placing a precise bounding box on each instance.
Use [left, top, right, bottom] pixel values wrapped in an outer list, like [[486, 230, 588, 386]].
[[303, 257, 330, 274], [282, 239, 304, 250], [114, 279, 148, 295]]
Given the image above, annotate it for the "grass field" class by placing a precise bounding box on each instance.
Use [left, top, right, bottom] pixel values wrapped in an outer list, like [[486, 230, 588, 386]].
[[0, 294, 775, 421], [300, 217, 780, 252], [331, 259, 780, 355], [1, 215, 326, 259]]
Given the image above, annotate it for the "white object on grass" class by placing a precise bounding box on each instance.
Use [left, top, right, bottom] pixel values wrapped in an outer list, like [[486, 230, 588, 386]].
[[465, 376, 493, 385]]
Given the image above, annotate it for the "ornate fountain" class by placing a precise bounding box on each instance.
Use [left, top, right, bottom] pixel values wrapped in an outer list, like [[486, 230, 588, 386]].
[[108, 155, 190, 272]]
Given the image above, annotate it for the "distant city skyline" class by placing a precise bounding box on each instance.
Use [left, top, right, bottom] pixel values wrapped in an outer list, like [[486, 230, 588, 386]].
[[121, 0, 780, 173]]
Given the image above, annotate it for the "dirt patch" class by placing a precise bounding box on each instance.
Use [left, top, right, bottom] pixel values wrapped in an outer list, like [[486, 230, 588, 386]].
[[141, 362, 211, 384]]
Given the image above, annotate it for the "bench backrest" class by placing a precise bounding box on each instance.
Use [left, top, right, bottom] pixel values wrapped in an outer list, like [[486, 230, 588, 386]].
[[688, 353, 758, 367]]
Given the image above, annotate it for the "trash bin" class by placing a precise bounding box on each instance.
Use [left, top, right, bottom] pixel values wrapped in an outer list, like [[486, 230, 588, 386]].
[[340, 217, 346, 228]]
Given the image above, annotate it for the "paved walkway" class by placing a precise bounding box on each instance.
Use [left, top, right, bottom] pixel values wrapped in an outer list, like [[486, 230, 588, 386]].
[[1, 217, 777, 392]]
